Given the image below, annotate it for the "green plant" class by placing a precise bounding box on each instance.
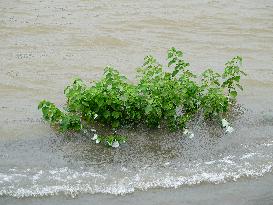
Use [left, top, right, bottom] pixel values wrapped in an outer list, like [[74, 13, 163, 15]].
[[222, 56, 246, 99], [39, 48, 246, 147], [38, 100, 82, 132]]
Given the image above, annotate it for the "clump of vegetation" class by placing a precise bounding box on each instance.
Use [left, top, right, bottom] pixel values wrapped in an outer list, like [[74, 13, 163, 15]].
[[38, 48, 246, 147]]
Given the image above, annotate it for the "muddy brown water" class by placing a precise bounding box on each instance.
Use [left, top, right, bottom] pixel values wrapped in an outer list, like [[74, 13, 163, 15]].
[[0, 0, 273, 204]]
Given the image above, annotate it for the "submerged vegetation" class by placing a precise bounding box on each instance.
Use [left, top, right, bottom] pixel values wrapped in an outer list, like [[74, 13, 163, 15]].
[[38, 48, 246, 147]]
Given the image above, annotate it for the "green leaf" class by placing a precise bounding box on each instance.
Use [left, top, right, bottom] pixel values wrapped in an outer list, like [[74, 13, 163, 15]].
[[112, 111, 120, 119], [230, 90, 238, 98], [176, 51, 183, 57], [38, 101, 45, 109], [172, 69, 179, 77], [103, 111, 110, 119], [168, 59, 176, 67], [167, 52, 173, 59], [234, 76, 240, 82], [145, 105, 153, 114]]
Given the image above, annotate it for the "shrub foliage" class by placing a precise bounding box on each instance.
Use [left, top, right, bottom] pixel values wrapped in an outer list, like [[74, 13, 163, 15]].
[[39, 48, 246, 144]]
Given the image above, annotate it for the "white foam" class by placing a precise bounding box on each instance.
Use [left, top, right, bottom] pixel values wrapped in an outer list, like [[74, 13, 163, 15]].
[[0, 160, 272, 198]]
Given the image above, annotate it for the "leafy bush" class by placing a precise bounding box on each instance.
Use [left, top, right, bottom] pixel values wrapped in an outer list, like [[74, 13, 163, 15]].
[[38, 48, 246, 146]]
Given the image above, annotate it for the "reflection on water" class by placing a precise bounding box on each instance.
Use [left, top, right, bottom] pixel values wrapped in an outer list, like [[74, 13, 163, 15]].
[[0, 0, 273, 199]]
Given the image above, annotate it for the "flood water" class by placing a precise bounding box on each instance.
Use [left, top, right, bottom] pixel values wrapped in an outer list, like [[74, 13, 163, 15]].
[[1, 0, 273, 204]]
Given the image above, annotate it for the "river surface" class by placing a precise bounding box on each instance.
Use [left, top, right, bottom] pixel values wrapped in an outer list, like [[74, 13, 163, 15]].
[[0, 0, 273, 204]]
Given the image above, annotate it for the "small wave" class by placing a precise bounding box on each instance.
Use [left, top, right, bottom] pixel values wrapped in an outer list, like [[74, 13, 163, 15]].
[[0, 153, 272, 198]]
